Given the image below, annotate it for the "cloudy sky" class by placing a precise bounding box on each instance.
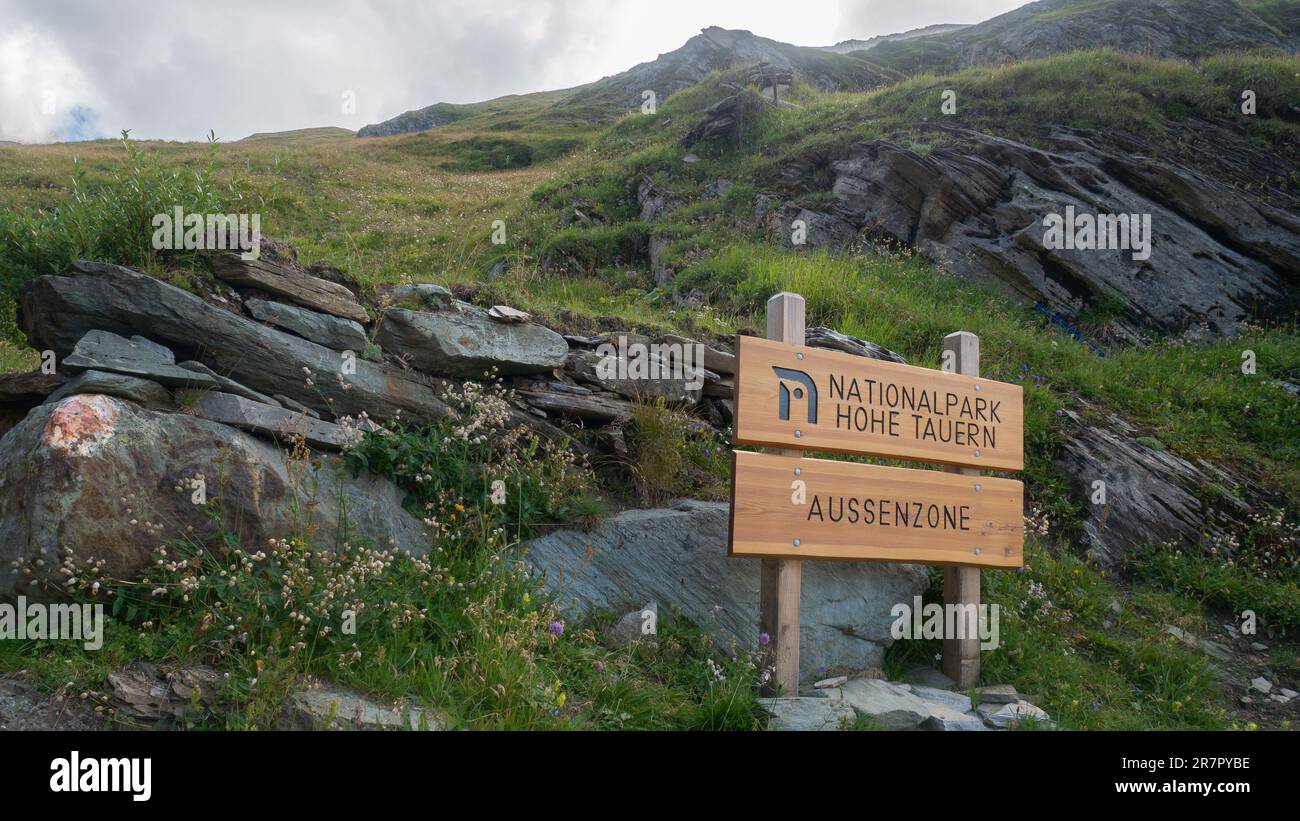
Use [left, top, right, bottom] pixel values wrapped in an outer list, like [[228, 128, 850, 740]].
[[0, 0, 1024, 143]]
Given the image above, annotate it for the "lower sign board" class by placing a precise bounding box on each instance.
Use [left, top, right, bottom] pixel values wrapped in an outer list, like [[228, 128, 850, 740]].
[[728, 450, 1024, 568]]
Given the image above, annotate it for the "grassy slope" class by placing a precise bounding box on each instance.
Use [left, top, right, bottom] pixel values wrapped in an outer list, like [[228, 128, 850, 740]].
[[0, 49, 1297, 730]]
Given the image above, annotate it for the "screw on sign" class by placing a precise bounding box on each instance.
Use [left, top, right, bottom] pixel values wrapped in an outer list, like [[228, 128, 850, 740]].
[[729, 292, 1024, 694]]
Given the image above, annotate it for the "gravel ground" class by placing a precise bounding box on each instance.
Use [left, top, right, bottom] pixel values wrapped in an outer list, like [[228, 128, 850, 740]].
[[0, 675, 101, 731]]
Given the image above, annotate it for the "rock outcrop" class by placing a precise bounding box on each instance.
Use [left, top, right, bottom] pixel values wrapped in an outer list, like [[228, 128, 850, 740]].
[[522, 499, 929, 681], [18, 263, 453, 424], [1054, 406, 1258, 567], [773, 126, 1299, 341]]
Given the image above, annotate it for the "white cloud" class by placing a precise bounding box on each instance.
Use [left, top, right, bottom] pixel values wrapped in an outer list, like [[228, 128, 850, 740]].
[[0, 27, 104, 142], [0, 0, 1028, 142]]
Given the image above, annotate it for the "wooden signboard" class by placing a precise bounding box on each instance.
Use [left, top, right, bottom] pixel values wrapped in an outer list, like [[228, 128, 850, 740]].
[[729, 450, 1024, 568], [733, 335, 1024, 472]]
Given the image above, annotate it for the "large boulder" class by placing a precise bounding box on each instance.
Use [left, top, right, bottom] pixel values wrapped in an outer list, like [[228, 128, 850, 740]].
[[18, 263, 451, 425], [376, 303, 569, 377], [522, 499, 929, 681], [0, 395, 428, 600]]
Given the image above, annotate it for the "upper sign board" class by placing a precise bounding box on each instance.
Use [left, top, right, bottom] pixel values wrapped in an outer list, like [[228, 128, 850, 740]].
[[733, 336, 1024, 471]]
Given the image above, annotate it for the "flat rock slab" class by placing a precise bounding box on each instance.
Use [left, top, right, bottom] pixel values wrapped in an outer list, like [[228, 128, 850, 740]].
[[523, 500, 928, 682], [245, 297, 370, 353], [46, 369, 171, 406], [109, 663, 223, 723], [0, 372, 67, 404], [62, 330, 215, 389], [377, 303, 568, 377], [519, 387, 637, 425], [178, 361, 282, 407], [758, 697, 854, 731], [923, 704, 989, 731], [979, 700, 1053, 729], [902, 664, 957, 690], [565, 348, 702, 403], [908, 684, 974, 714], [828, 679, 930, 730], [212, 252, 368, 323], [191, 391, 357, 450], [279, 684, 440, 731], [377, 283, 452, 308]]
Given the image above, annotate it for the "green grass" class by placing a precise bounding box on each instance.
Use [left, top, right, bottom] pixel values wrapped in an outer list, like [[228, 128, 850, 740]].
[[886, 539, 1239, 730]]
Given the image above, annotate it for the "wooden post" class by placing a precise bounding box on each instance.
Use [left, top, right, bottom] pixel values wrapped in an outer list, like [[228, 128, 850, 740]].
[[942, 331, 982, 689], [760, 292, 804, 696]]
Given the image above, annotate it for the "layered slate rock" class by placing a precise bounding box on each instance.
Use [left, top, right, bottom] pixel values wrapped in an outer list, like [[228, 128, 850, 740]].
[[564, 348, 703, 403], [0, 395, 427, 599], [19, 264, 452, 425], [757, 697, 854, 731], [279, 683, 441, 731], [376, 283, 452, 308], [190, 392, 359, 451], [244, 297, 370, 353], [376, 302, 569, 377], [1054, 407, 1254, 567], [820, 678, 930, 730], [177, 361, 282, 407], [46, 370, 171, 406], [774, 126, 1299, 341], [522, 499, 928, 681], [62, 330, 217, 389], [211, 252, 368, 323]]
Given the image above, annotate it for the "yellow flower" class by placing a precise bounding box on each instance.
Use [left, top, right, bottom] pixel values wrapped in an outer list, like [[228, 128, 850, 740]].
[[1247, 722, 1259, 731], [455, 504, 465, 512], [556, 692, 567, 709]]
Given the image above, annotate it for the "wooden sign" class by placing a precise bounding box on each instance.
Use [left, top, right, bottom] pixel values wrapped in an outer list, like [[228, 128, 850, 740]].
[[729, 450, 1024, 568], [733, 336, 1024, 472]]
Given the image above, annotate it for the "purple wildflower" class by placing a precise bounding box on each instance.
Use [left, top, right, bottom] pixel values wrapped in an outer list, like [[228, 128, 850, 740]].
[[548, 621, 564, 637]]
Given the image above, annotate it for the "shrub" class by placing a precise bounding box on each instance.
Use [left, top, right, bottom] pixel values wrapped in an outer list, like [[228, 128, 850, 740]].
[[0, 131, 252, 348]]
